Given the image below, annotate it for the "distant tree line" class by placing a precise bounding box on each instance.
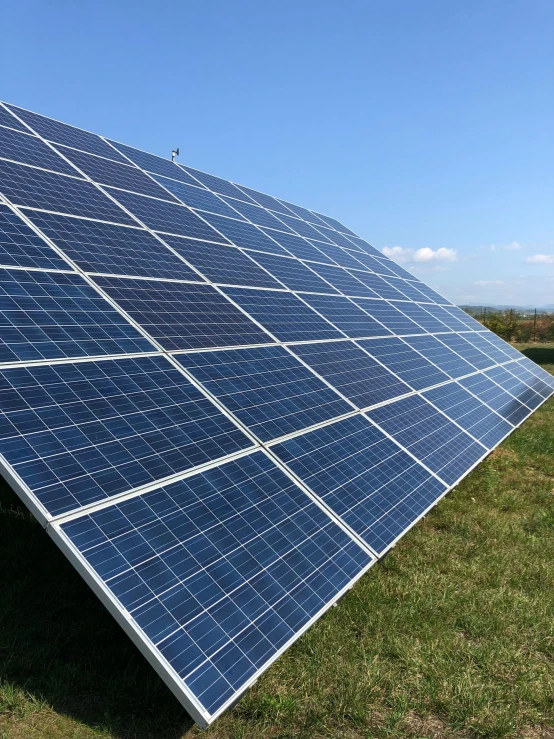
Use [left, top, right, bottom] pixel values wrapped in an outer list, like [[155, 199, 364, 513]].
[[462, 307, 554, 343]]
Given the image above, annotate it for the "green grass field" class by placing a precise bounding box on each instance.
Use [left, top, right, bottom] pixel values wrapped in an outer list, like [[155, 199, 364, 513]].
[[1, 345, 553, 739]]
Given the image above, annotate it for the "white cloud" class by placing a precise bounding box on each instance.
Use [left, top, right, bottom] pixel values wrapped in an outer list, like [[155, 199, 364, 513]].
[[381, 246, 411, 263], [526, 254, 554, 265], [474, 280, 504, 286], [381, 246, 457, 264], [490, 241, 523, 252]]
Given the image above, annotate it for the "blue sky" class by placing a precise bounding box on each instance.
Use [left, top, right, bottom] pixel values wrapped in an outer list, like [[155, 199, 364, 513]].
[[2, 0, 553, 306]]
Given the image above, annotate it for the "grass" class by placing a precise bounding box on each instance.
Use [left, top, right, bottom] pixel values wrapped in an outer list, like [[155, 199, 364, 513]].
[[1, 344, 553, 739]]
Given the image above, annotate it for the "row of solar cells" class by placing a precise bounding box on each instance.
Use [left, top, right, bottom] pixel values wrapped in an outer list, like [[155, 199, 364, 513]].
[[0, 102, 373, 243], [0, 105, 445, 302], [1, 340, 552, 520], [0, 203, 484, 357]]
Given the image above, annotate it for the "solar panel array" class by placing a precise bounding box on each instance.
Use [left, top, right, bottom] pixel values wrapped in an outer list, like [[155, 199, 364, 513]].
[[0, 101, 552, 728]]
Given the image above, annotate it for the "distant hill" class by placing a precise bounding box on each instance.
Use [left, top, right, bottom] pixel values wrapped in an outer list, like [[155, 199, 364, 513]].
[[459, 304, 554, 312]]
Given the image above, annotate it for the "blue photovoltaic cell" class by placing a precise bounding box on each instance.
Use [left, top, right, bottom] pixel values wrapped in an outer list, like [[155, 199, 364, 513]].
[[299, 294, 392, 338], [219, 198, 294, 232], [345, 251, 395, 276], [404, 281, 448, 305], [422, 304, 468, 331], [358, 337, 450, 391], [258, 229, 336, 264], [402, 335, 476, 379], [310, 211, 358, 238], [222, 287, 343, 343], [177, 345, 351, 441], [179, 165, 255, 201], [0, 355, 253, 516], [435, 333, 496, 371], [276, 199, 326, 226], [307, 263, 380, 298], [247, 252, 338, 294], [0, 160, 136, 224], [57, 146, 179, 201], [349, 271, 409, 301], [0, 268, 154, 361], [353, 300, 426, 336], [462, 332, 511, 364], [0, 126, 77, 176], [366, 394, 486, 485], [321, 229, 358, 250], [161, 235, 280, 288], [108, 142, 202, 185], [92, 277, 272, 350], [373, 258, 418, 281], [234, 186, 294, 216], [272, 415, 446, 554], [444, 305, 484, 330], [26, 211, 201, 280], [389, 301, 451, 333], [517, 356, 554, 390], [485, 364, 543, 409], [0, 204, 69, 270], [505, 362, 551, 398], [152, 176, 245, 219], [308, 242, 365, 270], [198, 213, 289, 256], [271, 212, 332, 242], [384, 277, 429, 302], [6, 104, 130, 163], [480, 332, 523, 361], [105, 189, 228, 242], [423, 383, 512, 448], [0, 106, 28, 131], [60, 451, 372, 716], [458, 373, 531, 426], [289, 341, 411, 409], [344, 237, 384, 258]]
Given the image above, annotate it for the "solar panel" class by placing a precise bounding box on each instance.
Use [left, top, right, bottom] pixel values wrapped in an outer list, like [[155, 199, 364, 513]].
[[176, 345, 351, 441], [271, 415, 447, 555], [0, 125, 77, 176], [26, 211, 202, 280], [0, 203, 70, 270], [422, 382, 512, 448], [0, 267, 155, 361], [289, 340, 412, 408], [402, 335, 476, 379], [307, 263, 381, 298], [0, 101, 551, 728], [160, 235, 281, 288], [58, 145, 179, 201], [221, 287, 343, 343], [299, 294, 392, 338], [352, 299, 426, 336], [258, 228, 336, 264], [198, 212, 290, 255], [358, 337, 451, 390], [0, 159, 135, 223], [366, 394, 486, 485], [151, 176, 246, 219], [245, 252, 339, 294], [91, 277, 273, 350], [55, 451, 373, 722]]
